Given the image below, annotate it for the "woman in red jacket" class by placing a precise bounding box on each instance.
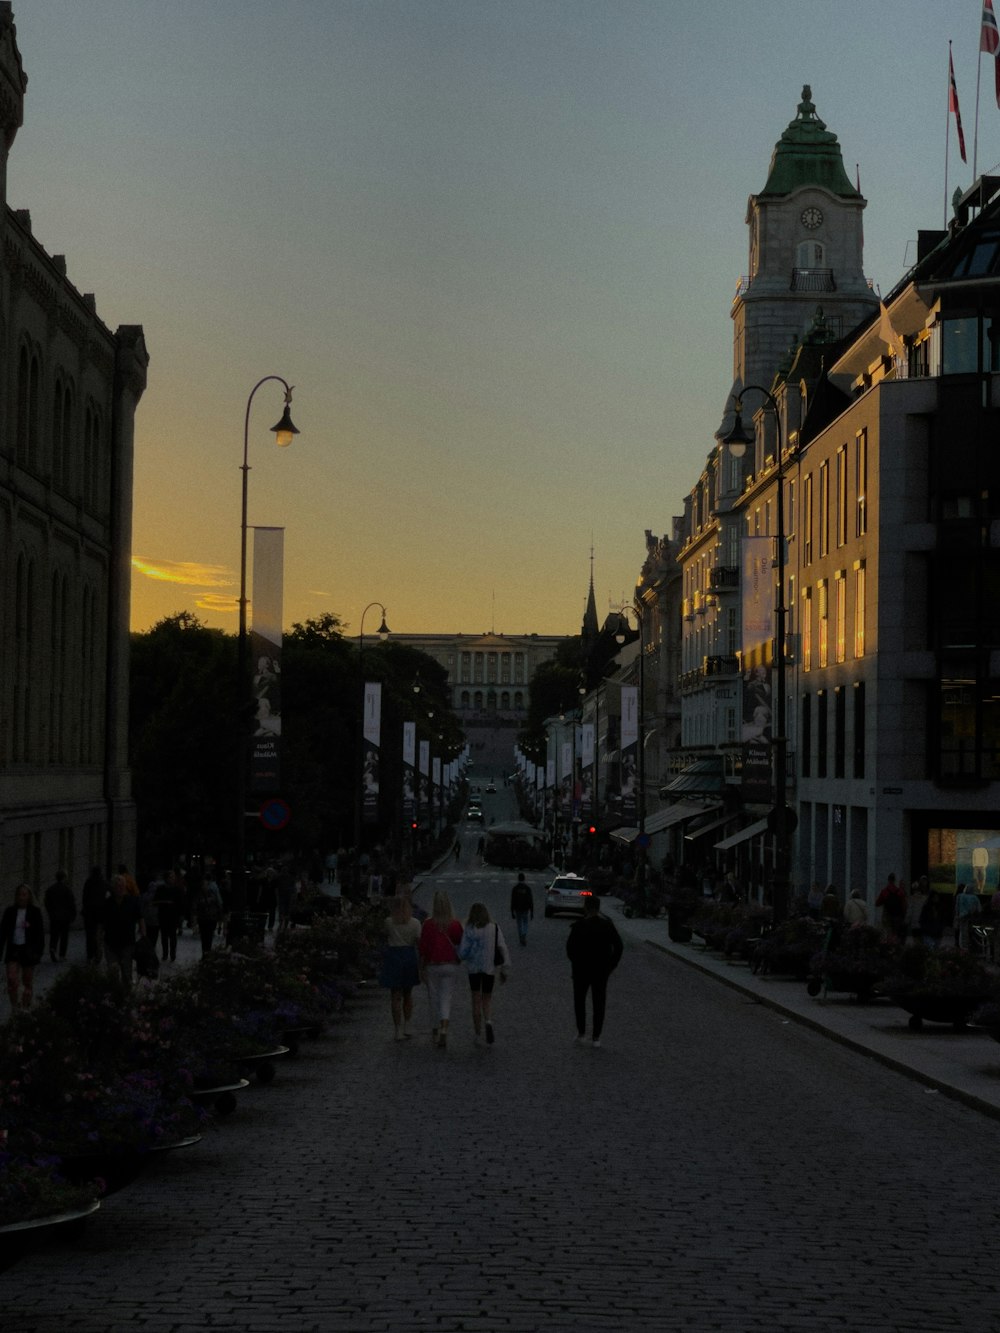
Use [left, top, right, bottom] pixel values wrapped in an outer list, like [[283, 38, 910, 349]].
[[1, 883, 45, 1011], [419, 890, 463, 1049]]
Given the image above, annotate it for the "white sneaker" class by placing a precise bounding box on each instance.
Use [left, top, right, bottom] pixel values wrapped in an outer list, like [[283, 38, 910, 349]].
[[591, 1038, 602, 1047], [575, 1033, 587, 1044]]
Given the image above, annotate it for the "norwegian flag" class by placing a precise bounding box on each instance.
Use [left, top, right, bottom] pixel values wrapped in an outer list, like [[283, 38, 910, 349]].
[[950, 48, 968, 162], [983, 0, 1000, 107]]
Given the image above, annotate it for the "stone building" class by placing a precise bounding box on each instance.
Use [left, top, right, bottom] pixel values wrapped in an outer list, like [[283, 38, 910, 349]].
[[385, 631, 566, 721], [0, 6, 148, 890]]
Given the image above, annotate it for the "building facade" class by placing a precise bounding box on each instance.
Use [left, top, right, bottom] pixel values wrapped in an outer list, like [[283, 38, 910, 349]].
[[0, 6, 148, 890], [386, 631, 566, 721]]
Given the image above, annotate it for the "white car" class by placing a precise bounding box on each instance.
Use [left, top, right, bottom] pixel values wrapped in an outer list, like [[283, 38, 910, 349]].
[[544, 873, 592, 918]]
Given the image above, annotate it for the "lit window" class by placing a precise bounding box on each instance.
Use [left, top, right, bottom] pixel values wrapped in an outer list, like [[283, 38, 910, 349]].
[[835, 572, 846, 663], [854, 561, 866, 658], [802, 588, 812, 672], [818, 580, 829, 668]]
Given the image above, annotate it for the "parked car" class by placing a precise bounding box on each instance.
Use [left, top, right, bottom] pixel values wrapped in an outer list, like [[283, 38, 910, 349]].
[[544, 873, 592, 918]]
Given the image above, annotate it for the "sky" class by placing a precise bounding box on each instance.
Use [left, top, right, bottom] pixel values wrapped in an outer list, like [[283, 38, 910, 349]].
[[7, 1, 996, 638]]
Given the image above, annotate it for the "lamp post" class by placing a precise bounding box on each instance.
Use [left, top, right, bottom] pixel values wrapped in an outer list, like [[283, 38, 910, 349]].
[[616, 606, 647, 897], [722, 385, 790, 923], [234, 376, 299, 911], [353, 602, 390, 888]]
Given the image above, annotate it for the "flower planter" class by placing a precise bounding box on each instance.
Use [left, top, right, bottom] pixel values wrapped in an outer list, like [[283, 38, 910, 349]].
[[56, 1148, 150, 1195], [0, 1197, 101, 1267], [889, 993, 990, 1031], [806, 970, 882, 1001], [189, 1077, 250, 1116], [234, 1045, 289, 1084], [146, 1133, 202, 1156]]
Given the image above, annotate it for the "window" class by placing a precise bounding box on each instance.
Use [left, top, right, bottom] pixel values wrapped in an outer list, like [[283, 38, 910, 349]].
[[460, 653, 471, 683], [818, 461, 830, 557], [836, 445, 848, 547], [803, 473, 814, 565], [854, 561, 866, 658], [835, 571, 846, 663], [853, 681, 866, 778], [816, 689, 828, 778], [802, 587, 812, 671], [940, 317, 979, 374], [818, 580, 829, 669], [855, 430, 867, 536], [834, 686, 846, 778], [801, 693, 812, 777]]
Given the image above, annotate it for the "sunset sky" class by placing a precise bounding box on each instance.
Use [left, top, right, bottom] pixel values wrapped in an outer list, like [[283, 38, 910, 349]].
[[9, 1, 994, 638]]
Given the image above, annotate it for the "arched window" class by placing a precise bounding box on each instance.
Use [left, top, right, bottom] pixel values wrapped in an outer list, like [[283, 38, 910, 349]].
[[796, 239, 825, 268], [14, 552, 34, 760], [501, 691, 510, 709]]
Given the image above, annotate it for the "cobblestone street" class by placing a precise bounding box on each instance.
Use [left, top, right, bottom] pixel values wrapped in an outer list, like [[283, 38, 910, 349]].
[[10, 854, 1000, 1331]]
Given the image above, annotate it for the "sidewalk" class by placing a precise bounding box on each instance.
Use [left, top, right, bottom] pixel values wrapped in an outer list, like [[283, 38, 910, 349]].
[[602, 895, 1000, 1122]]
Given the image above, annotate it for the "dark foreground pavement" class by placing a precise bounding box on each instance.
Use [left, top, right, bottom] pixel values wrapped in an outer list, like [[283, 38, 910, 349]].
[[9, 860, 1000, 1332]]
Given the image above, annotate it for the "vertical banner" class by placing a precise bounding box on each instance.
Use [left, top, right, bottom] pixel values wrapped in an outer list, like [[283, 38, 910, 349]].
[[362, 682, 381, 825], [560, 740, 572, 816], [419, 740, 430, 830], [432, 756, 442, 833], [742, 536, 774, 651], [580, 722, 594, 822], [741, 666, 773, 803], [402, 721, 416, 829], [250, 527, 283, 794], [620, 684, 638, 824]]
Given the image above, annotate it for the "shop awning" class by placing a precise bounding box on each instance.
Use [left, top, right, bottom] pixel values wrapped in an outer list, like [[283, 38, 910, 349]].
[[714, 816, 770, 852], [684, 810, 736, 842], [610, 801, 717, 844]]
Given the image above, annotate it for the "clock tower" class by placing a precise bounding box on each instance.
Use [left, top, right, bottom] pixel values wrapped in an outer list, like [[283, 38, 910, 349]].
[[728, 87, 878, 406]]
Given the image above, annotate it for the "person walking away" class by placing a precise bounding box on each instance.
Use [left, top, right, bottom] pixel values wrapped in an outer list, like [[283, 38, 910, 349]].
[[418, 890, 463, 1049], [954, 881, 982, 950], [458, 902, 511, 1045], [920, 890, 946, 949], [1, 883, 44, 1011], [102, 874, 143, 992], [81, 866, 109, 963], [379, 895, 421, 1040], [140, 875, 162, 956], [843, 888, 869, 926], [904, 880, 928, 944], [43, 870, 76, 963], [875, 873, 907, 944], [510, 872, 534, 946], [154, 869, 183, 962], [566, 895, 623, 1048], [195, 875, 224, 956]]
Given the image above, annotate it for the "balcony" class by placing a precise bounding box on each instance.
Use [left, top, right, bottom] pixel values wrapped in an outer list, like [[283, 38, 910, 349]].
[[709, 565, 739, 591], [790, 267, 835, 292], [704, 655, 740, 678]]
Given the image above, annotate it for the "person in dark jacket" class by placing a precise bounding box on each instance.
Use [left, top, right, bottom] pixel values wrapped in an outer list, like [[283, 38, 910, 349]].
[[1, 883, 45, 1010], [81, 866, 109, 962], [510, 872, 535, 946], [43, 870, 77, 962], [566, 895, 623, 1048], [102, 873, 143, 992]]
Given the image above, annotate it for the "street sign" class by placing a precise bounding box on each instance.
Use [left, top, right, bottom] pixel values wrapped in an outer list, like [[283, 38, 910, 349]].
[[259, 798, 291, 831]]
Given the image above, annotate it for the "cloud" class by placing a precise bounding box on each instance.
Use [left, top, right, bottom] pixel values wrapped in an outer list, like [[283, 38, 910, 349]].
[[195, 593, 238, 616], [132, 557, 233, 589]]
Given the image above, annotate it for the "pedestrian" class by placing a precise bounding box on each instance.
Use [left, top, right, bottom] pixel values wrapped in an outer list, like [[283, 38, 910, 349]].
[[139, 874, 162, 955], [102, 873, 143, 992], [954, 881, 982, 950], [195, 874, 224, 956], [566, 895, 623, 1048], [81, 866, 109, 963], [1, 883, 45, 1011], [458, 902, 511, 1045], [806, 882, 825, 919], [418, 890, 463, 1049], [510, 871, 534, 946], [843, 888, 869, 926], [820, 884, 841, 920], [43, 870, 76, 963], [875, 873, 907, 943], [117, 863, 140, 897], [454, 840, 461, 863], [154, 868, 184, 961], [904, 879, 928, 944], [919, 890, 945, 949], [379, 895, 421, 1040]]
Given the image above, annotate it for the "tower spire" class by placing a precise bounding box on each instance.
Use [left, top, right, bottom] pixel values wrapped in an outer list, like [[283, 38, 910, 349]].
[[581, 543, 599, 641]]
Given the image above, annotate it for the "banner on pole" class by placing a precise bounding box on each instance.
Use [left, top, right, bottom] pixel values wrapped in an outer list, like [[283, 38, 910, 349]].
[[362, 682, 381, 825], [250, 527, 283, 793]]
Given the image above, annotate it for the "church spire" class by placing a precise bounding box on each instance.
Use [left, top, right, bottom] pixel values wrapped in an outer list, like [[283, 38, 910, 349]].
[[581, 545, 599, 641]]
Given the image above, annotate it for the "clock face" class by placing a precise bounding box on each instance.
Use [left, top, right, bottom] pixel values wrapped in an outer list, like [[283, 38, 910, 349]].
[[801, 206, 823, 230]]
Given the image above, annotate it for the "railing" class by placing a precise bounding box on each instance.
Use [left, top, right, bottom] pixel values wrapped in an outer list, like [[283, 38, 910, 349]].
[[709, 565, 739, 591], [790, 268, 835, 292], [704, 655, 740, 677]]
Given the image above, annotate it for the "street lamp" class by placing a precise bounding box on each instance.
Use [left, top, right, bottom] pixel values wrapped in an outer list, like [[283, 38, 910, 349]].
[[235, 376, 299, 911], [353, 602, 390, 889], [616, 606, 647, 897], [722, 385, 790, 923]]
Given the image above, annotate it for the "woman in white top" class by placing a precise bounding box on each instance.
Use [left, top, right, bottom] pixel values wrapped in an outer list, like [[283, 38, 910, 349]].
[[458, 901, 511, 1046], [378, 895, 421, 1040]]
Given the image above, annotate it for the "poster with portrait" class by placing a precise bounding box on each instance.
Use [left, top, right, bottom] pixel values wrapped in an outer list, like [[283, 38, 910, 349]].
[[250, 526, 283, 794], [620, 685, 638, 825], [362, 682, 381, 825], [402, 721, 416, 828], [741, 665, 773, 803]]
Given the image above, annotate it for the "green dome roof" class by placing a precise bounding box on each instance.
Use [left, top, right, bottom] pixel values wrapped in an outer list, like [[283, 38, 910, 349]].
[[758, 86, 860, 199]]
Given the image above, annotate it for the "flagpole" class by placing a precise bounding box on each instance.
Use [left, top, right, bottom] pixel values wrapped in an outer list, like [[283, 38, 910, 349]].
[[946, 42, 953, 228], [975, 30, 983, 180]]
